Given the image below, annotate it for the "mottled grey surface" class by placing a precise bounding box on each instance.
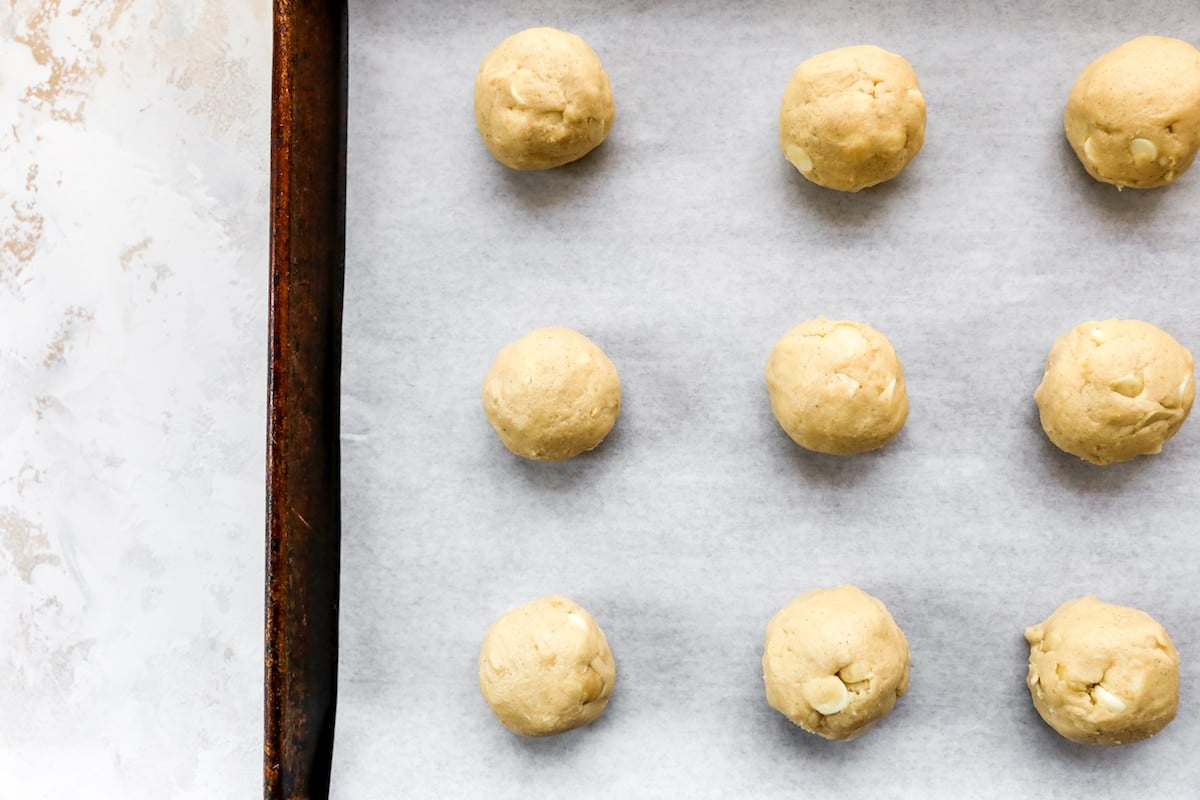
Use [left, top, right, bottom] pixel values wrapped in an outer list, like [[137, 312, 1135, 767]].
[[339, 2, 1200, 797], [1, 1, 270, 796]]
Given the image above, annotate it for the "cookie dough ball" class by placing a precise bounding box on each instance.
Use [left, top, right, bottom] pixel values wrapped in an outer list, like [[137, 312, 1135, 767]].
[[1025, 596, 1179, 745], [478, 595, 616, 737], [765, 318, 908, 455], [780, 45, 926, 192], [1065, 36, 1200, 189], [474, 27, 615, 170], [1034, 319, 1194, 465], [482, 326, 621, 461], [763, 585, 910, 740]]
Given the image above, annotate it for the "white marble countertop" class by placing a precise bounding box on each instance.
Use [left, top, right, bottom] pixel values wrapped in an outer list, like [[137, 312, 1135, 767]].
[[2, 2, 268, 795]]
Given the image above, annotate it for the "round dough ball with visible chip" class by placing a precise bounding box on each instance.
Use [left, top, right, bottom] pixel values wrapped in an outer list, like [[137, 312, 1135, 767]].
[[763, 585, 910, 740], [482, 326, 621, 461], [1065, 36, 1200, 189], [474, 27, 615, 170], [779, 45, 926, 192], [765, 318, 908, 455], [1034, 319, 1194, 465], [478, 595, 616, 737], [1025, 596, 1179, 745]]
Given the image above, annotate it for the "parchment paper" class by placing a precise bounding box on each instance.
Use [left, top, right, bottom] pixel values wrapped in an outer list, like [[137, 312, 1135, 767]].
[[336, 1, 1200, 796]]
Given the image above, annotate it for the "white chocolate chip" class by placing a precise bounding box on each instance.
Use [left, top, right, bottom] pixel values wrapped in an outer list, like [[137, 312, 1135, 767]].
[[834, 372, 861, 396], [879, 377, 896, 405], [1129, 137, 1158, 165], [802, 675, 850, 715], [509, 83, 525, 105], [1093, 684, 1127, 713], [1135, 408, 1177, 431], [1089, 327, 1106, 345], [1082, 136, 1098, 164], [785, 145, 814, 174], [838, 661, 873, 684], [566, 611, 588, 629], [1110, 373, 1144, 398]]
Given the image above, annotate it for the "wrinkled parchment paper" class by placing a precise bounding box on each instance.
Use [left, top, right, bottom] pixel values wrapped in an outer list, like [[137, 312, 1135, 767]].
[[337, 2, 1200, 796]]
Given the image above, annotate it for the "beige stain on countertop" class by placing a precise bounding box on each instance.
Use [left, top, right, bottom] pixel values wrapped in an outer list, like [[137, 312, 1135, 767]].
[[9, 596, 95, 697], [166, 0, 256, 137], [5, 0, 136, 285], [0, 509, 61, 583], [4, 0, 263, 286], [12, 0, 130, 124], [2, 165, 44, 285], [42, 306, 94, 368], [120, 237, 173, 291]]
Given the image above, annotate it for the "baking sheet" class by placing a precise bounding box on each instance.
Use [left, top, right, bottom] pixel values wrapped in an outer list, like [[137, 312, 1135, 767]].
[[335, 1, 1200, 796]]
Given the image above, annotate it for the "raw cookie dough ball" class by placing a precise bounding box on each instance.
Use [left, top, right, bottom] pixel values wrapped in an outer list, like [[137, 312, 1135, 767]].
[[1065, 36, 1200, 189], [478, 595, 617, 737], [1034, 319, 1194, 465], [763, 585, 910, 740], [779, 45, 926, 191], [765, 318, 908, 455], [1025, 596, 1179, 745], [482, 326, 621, 461], [474, 27, 615, 170]]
